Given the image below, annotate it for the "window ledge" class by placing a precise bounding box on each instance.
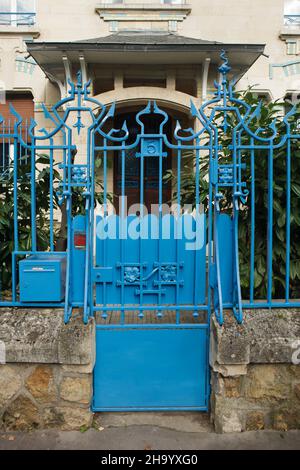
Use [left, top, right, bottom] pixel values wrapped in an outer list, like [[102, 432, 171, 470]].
[[95, 3, 192, 13], [95, 3, 191, 30], [0, 25, 40, 37]]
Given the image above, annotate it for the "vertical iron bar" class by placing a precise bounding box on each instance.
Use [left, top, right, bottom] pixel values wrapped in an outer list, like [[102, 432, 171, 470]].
[[49, 139, 54, 251], [31, 136, 37, 251], [285, 135, 291, 302], [12, 120, 18, 303], [13, 120, 18, 252], [120, 144, 126, 324], [102, 138, 108, 317], [267, 145, 274, 304], [139, 138, 144, 318], [193, 138, 200, 317], [250, 139, 255, 304], [157, 137, 163, 318], [89, 130, 96, 317], [176, 142, 181, 324], [83, 127, 92, 324]]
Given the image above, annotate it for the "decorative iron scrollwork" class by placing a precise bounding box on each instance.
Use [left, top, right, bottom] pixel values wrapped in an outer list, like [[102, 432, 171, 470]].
[[72, 165, 88, 184], [160, 265, 177, 283], [124, 266, 141, 284]]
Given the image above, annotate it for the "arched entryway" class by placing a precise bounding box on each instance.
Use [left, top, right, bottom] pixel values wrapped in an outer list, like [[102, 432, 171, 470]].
[[95, 101, 194, 215]]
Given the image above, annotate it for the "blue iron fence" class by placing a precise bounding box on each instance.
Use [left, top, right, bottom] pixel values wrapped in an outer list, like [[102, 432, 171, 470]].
[[0, 52, 300, 325]]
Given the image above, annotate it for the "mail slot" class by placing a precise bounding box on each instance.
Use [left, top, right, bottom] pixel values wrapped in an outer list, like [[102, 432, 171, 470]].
[[19, 254, 66, 303]]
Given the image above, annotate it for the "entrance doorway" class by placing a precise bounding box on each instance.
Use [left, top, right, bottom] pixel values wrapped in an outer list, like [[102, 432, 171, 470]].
[[113, 109, 173, 214]]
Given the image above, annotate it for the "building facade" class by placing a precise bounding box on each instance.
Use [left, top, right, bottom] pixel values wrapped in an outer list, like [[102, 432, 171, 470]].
[[0, 1, 299, 121], [0, 1, 300, 434]]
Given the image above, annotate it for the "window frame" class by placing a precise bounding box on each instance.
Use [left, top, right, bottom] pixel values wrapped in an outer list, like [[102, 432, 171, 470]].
[[161, 0, 185, 4], [0, 0, 36, 26]]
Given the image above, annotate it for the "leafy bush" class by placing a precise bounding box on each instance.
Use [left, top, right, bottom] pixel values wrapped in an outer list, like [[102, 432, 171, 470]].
[[0, 155, 106, 291], [165, 90, 300, 300], [0, 156, 56, 290]]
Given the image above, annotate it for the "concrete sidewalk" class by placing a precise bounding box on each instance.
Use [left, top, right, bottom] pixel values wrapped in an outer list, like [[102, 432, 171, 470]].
[[0, 411, 299, 450], [0, 428, 299, 450]]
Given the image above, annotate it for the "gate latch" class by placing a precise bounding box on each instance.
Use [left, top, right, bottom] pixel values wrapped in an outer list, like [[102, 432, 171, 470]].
[[93, 267, 113, 283]]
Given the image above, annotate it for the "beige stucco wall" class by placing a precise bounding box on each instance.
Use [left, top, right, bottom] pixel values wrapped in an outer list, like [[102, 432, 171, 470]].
[[0, 1, 298, 120]]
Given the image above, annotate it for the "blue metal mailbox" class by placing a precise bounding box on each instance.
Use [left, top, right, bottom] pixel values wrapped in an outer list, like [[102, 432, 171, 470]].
[[19, 254, 66, 303]]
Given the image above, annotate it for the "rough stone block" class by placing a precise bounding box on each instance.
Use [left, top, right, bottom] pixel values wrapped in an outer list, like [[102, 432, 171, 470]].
[[60, 376, 92, 404], [273, 408, 300, 431], [2, 395, 41, 431], [62, 363, 94, 374], [44, 406, 92, 431], [245, 411, 265, 431], [294, 384, 300, 401], [211, 320, 250, 365], [211, 310, 300, 365], [0, 365, 22, 407], [289, 365, 300, 379], [244, 365, 290, 400], [215, 409, 243, 434], [25, 365, 57, 404], [0, 309, 95, 366], [223, 377, 242, 398], [58, 315, 95, 366], [212, 363, 248, 377], [42, 407, 65, 428]]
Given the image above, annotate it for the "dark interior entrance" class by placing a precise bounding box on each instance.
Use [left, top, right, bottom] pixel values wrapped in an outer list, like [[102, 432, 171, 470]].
[[114, 110, 172, 213]]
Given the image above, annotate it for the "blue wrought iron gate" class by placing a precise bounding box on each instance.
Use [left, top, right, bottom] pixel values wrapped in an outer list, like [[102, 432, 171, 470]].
[[2, 51, 300, 411], [91, 98, 210, 411]]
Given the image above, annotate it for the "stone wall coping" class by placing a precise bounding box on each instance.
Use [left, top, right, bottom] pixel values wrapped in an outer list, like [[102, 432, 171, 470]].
[[0, 309, 95, 366], [211, 309, 300, 368]]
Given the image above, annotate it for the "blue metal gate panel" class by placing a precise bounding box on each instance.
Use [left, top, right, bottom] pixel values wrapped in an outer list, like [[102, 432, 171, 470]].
[[93, 326, 209, 411], [95, 214, 206, 307]]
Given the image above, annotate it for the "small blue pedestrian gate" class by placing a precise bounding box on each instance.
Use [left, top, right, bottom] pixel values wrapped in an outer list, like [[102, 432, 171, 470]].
[[1, 51, 300, 411]]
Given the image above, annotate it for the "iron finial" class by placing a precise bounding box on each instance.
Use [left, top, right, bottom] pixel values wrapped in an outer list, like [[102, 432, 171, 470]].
[[218, 50, 231, 77]]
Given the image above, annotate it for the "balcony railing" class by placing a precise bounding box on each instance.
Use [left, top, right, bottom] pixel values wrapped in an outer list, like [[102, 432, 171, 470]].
[[0, 12, 36, 26], [284, 14, 300, 27]]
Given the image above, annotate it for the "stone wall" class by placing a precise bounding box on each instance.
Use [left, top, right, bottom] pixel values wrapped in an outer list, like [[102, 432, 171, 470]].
[[210, 310, 300, 433], [1, 307, 299, 433], [0, 310, 95, 431]]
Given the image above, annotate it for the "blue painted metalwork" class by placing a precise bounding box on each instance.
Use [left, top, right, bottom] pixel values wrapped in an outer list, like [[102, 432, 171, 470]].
[[0, 50, 299, 338], [19, 254, 66, 303], [93, 327, 209, 411], [95, 214, 206, 312]]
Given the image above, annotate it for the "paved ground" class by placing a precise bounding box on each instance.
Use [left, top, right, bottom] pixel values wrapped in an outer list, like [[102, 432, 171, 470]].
[[0, 428, 299, 450], [0, 413, 299, 450]]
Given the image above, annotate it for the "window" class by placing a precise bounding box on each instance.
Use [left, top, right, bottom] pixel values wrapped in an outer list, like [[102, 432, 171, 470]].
[[0, 0, 36, 26], [0, 92, 34, 177], [284, 0, 300, 27], [162, 0, 184, 4], [286, 40, 298, 55]]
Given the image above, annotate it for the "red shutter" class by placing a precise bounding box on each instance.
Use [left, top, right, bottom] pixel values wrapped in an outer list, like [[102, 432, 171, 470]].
[[0, 93, 34, 139]]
